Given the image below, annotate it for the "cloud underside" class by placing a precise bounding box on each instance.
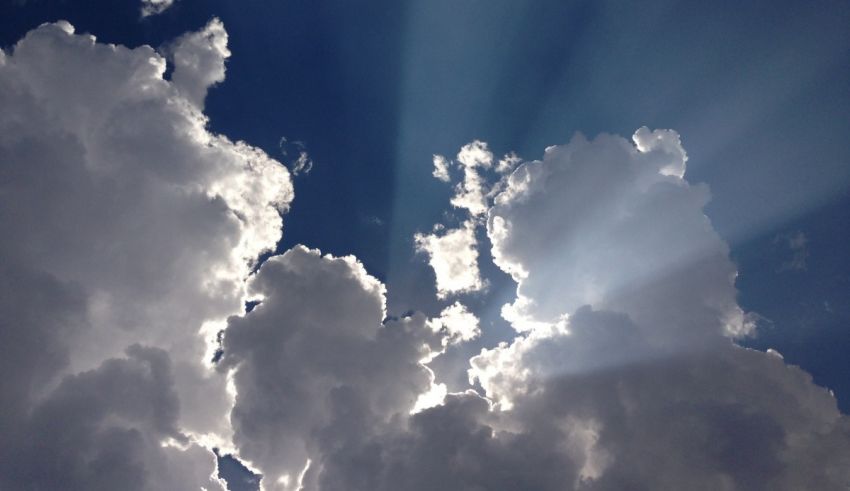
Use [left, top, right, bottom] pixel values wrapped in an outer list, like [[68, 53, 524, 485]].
[[0, 19, 848, 491]]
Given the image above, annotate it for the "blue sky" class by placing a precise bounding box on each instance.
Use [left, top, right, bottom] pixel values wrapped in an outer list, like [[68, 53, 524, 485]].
[[2, 1, 849, 489]]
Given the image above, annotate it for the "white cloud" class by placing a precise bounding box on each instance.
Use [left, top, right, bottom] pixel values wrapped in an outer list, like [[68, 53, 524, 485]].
[[415, 219, 485, 298], [420, 142, 505, 302], [218, 246, 443, 490], [495, 151, 522, 174], [464, 130, 849, 488], [3, 15, 850, 491], [340, 131, 849, 491], [168, 18, 230, 109], [451, 140, 494, 216], [429, 301, 481, 345], [487, 129, 752, 340], [432, 154, 451, 182], [1, 346, 226, 491], [141, 0, 175, 17], [0, 19, 291, 488]]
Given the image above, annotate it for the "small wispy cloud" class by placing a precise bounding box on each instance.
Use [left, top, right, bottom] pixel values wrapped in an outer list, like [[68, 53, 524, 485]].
[[279, 136, 313, 176]]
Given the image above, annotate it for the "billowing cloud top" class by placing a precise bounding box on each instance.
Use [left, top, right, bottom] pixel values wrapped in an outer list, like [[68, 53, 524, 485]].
[[0, 18, 291, 490], [1, 16, 849, 491], [218, 246, 443, 489]]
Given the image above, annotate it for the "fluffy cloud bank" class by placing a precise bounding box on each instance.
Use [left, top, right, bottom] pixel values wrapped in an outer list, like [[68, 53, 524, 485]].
[[1, 17, 848, 491], [218, 246, 446, 489], [216, 130, 850, 490], [0, 19, 290, 489]]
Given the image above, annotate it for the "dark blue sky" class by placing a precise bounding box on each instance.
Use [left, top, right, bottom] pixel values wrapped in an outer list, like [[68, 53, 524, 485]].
[[3, 0, 848, 417]]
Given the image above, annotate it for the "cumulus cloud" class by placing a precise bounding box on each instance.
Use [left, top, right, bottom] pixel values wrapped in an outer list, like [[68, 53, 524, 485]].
[[141, 0, 175, 17], [418, 142, 504, 301], [451, 140, 494, 215], [214, 129, 850, 489], [495, 151, 522, 174], [414, 220, 485, 298], [431, 141, 496, 214], [432, 154, 451, 182], [363, 130, 848, 490], [488, 130, 752, 340], [219, 246, 443, 490], [3, 15, 849, 491], [168, 18, 230, 109], [428, 301, 481, 346], [0, 18, 291, 489]]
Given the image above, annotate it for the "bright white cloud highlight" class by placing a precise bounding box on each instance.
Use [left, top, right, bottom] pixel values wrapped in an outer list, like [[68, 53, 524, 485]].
[[432, 154, 451, 182], [219, 246, 443, 490], [415, 220, 485, 298], [429, 301, 482, 345], [141, 0, 175, 17], [487, 129, 752, 340], [398, 131, 850, 491], [2, 14, 849, 491], [451, 140, 494, 215], [495, 151, 522, 174], [169, 18, 230, 109]]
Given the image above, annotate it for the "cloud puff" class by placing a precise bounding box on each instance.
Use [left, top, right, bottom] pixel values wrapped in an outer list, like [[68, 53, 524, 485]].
[[168, 18, 230, 109], [415, 220, 486, 298], [3, 15, 849, 491], [470, 131, 847, 488], [451, 140, 494, 216], [428, 301, 481, 346], [432, 154, 451, 182], [495, 151, 522, 175], [0, 18, 291, 488], [219, 246, 443, 490], [488, 130, 752, 340], [418, 142, 509, 301], [203, 130, 850, 490], [141, 0, 175, 17]]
